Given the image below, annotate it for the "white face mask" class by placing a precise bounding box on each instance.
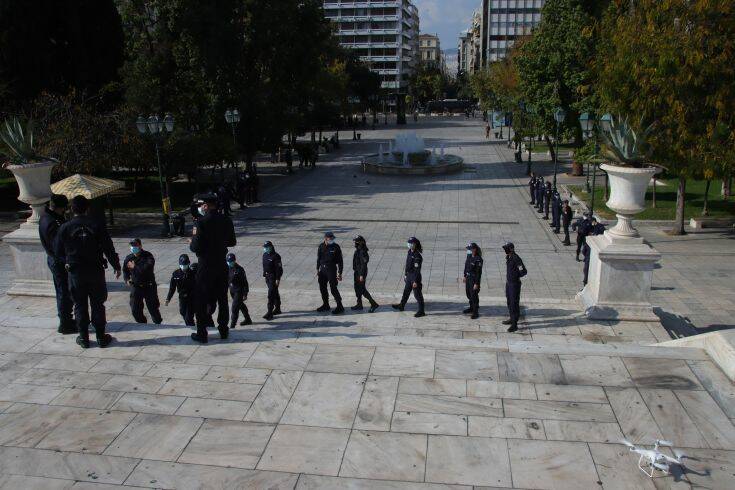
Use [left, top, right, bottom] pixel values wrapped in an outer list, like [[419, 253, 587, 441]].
[[198, 205, 206, 216], [467, 250, 472, 255], [179, 264, 189, 271], [327, 239, 335, 245]]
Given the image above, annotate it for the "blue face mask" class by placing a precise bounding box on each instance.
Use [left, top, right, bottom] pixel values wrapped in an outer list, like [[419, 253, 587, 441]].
[[263, 247, 271, 253], [226, 261, 235, 268], [407, 242, 412, 249], [179, 264, 189, 271], [467, 249, 472, 255], [131, 246, 141, 254]]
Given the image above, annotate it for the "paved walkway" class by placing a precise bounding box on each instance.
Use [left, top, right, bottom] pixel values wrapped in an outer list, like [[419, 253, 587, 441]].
[[0, 117, 734, 488]]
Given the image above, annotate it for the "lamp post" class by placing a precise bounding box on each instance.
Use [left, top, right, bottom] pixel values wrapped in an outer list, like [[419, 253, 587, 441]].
[[578, 112, 612, 216], [136, 113, 174, 237], [224, 108, 241, 151], [552, 107, 566, 190]]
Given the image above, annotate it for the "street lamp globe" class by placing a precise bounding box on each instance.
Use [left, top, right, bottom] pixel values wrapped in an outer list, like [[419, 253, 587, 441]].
[[163, 113, 174, 133], [136, 116, 148, 135], [232, 109, 240, 123], [579, 112, 593, 134], [554, 107, 566, 124], [600, 113, 613, 133], [147, 115, 160, 134], [225, 109, 233, 124]]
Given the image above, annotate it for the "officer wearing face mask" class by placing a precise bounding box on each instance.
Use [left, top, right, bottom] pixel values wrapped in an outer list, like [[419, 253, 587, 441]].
[[262, 241, 283, 320], [503, 242, 527, 333], [392, 237, 426, 317], [351, 235, 379, 313], [316, 231, 344, 315], [166, 254, 196, 326], [123, 238, 162, 325], [463, 242, 483, 319], [227, 253, 252, 328], [190, 193, 236, 343]]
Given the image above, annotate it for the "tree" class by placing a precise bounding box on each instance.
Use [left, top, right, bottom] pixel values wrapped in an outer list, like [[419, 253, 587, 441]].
[[596, 0, 735, 234], [0, 0, 124, 109]]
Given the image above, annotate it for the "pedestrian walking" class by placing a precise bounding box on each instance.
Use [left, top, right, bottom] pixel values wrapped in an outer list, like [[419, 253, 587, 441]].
[[189, 193, 236, 343], [463, 242, 483, 319], [392, 237, 426, 317], [262, 241, 283, 320], [123, 238, 162, 324], [351, 235, 379, 313], [165, 254, 196, 326], [316, 232, 344, 314], [485, 124, 491, 139], [227, 253, 252, 327], [561, 200, 573, 246], [502, 242, 527, 333], [39, 194, 75, 334], [54, 195, 121, 348]]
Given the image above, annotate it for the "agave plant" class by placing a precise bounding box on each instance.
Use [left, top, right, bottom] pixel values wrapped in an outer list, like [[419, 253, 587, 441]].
[[0, 117, 45, 166], [599, 115, 655, 167]]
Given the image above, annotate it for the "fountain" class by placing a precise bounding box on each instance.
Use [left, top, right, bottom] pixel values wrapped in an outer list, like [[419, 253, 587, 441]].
[[363, 132, 463, 175]]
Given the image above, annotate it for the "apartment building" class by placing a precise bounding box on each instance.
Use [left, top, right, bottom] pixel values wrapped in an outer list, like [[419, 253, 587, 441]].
[[419, 33, 445, 73], [322, 1, 420, 92]]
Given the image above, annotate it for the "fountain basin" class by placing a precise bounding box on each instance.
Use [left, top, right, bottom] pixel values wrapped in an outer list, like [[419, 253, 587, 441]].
[[362, 153, 464, 175]]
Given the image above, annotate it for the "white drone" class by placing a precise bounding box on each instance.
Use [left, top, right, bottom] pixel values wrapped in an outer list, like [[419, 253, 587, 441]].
[[621, 439, 687, 478]]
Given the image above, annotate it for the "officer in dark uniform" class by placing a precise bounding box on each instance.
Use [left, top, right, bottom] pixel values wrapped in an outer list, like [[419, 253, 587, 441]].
[[235, 173, 247, 209], [503, 242, 527, 333], [561, 200, 574, 246], [189, 193, 236, 343], [351, 235, 379, 313], [392, 237, 426, 317], [316, 231, 344, 314], [463, 242, 483, 319], [262, 241, 283, 320], [582, 217, 605, 286], [551, 189, 562, 233], [227, 253, 252, 328], [285, 148, 294, 174], [165, 254, 196, 326], [535, 176, 545, 212], [246, 163, 260, 204], [528, 172, 536, 205], [572, 213, 591, 261], [54, 195, 121, 348], [543, 182, 552, 220], [217, 185, 232, 217], [39, 194, 75, 334], [123, 238, 162, 324]]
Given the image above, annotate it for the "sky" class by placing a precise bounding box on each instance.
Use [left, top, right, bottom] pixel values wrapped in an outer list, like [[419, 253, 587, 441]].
[[413, 0, 478, 51]]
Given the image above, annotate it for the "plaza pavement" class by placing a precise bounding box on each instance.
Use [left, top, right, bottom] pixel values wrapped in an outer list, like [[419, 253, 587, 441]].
[[0, 117, 733, 488]]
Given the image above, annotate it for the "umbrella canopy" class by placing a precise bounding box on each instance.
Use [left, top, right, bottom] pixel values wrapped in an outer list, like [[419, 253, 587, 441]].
[[51, 174, 124, 200]]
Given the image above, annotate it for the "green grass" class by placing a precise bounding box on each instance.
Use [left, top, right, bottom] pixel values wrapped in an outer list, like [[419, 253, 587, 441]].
[[569, 178, 735, 220]]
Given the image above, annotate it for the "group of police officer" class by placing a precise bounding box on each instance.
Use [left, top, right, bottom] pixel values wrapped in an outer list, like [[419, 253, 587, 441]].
[[41, 190, 531, 347]]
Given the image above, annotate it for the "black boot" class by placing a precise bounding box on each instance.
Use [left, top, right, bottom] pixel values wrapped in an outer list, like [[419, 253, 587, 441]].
[[471, 311, 479, 319], [414, 310, 426, 318], [263, 311, 274, 321], [351, 303, 364, 311], [76, 336, 90, 349], [240, 316, 253, 326], [97, 333, 114, 348], [463, 307, 472, 314], [218, 326, 229, 340], [273, 307, 282, 315], [58, 320, 77, 335], [369, 303, 379, 313], [316, 304, 330, 313], [332, 304, 345, 314], [507, 324, 519, 333], [391, 303, 404, 311], [502, 319, 513, 325], [191, 332, 208, 344]]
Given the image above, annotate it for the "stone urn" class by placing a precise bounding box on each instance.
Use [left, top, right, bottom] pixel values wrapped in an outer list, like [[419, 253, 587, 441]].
[[600, 163, 659, 238], [5, 160, 55, 228]]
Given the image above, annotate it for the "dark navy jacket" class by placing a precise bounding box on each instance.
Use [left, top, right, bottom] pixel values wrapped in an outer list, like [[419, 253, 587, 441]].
[[166, 268, 196, 302], [353, 248, 370, 277], [54, 215, 120, 272], [39, 206, 66, 259], [464, 254, 483, 284], [317, 242, 343, 275], [190, 211, 236, 267], [123, 250, 157, 287], [263, 252, 283, 279], [228, 263, 249, 295], [506, 253, 527, 284], [404, 250, 423, 283]]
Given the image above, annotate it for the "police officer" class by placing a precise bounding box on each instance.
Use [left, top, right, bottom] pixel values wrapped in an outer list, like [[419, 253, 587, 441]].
[[392, 237, 426, 317], [535, 176, 545, 213], [190, 193, 236, 343], [54, 195, 121, 348], [217, 185, 232, 217], [316, 232, 344, 314], [123, 238, 162, 324], [262, 241, 283, 320], [551, 189, 562, 233], [285, 148, 294, 174], [528, 172, 536, 205], [235, 172, 247, 209], [582, 217, 605, 286], [503, 242, 527, 333], [165, 254, 196, 326], [543, 182, 552, 220], [463, 242, 483, 319], [351, 235, 379, 313], [572, 213, 591, 261], [39, 194, 75, 334], [561, 200, 573, 246], [227, 253, 252, 328]]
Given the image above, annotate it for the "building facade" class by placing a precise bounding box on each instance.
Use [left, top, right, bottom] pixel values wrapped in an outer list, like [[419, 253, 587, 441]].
[[419, 33, 445, 72], [459, 0, 545, 71], [322, 1, 420, 92]]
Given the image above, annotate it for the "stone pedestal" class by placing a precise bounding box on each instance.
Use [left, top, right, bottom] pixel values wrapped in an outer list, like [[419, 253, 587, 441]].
[[577, 232, 661, 321], [3, 220, 55, 297]]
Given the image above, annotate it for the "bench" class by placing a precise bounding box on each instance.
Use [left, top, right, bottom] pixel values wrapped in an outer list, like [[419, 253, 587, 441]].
[[689, 217, 735, 230]]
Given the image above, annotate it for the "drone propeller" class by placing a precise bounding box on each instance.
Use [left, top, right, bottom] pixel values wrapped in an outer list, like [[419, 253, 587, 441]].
[[620, 439, 636, 448], [673, 449, 687, 460], [656, 440, 674, 447]]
